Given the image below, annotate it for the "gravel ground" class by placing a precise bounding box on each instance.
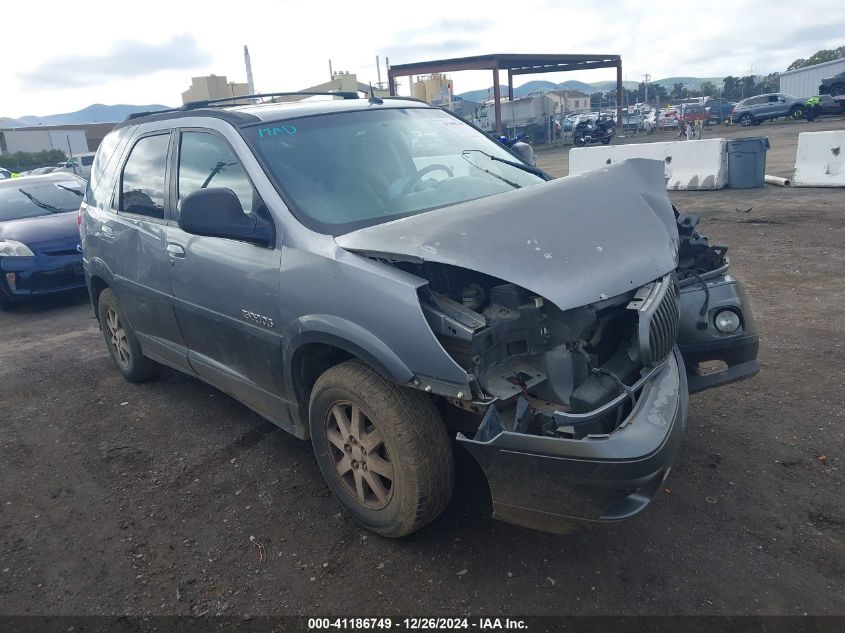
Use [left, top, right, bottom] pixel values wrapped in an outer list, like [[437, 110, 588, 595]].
[[0, 117, 843, 617]]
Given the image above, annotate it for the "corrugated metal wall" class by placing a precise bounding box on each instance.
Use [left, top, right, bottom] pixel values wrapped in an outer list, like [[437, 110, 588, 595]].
[[780, 59, 845, 99]]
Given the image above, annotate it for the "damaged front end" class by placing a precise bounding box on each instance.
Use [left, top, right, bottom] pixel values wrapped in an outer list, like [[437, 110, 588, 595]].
[[336, 160, 693, 532], [409, 262, 687, 531]]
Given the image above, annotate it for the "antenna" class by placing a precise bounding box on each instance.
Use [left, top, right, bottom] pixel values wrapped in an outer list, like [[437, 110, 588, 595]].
[[368, 82, 383, 105]]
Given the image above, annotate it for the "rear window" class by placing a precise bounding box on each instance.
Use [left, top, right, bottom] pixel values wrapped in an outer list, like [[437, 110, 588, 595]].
[[0, 179, 84, 221]]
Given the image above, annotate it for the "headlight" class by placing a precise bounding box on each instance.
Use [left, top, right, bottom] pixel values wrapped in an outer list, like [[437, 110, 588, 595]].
[[0, 240, 35, 257], [714, 309, 741, 333]]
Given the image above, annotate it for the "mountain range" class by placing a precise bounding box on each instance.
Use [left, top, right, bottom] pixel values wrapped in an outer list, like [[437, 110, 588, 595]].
[[0, 103, 172, 128], [456, 77, 723, 102]]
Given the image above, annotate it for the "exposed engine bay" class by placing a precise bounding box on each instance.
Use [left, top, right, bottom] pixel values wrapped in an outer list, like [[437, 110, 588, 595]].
[[381, 212, 726, 442], [391, 258, 679, 441]]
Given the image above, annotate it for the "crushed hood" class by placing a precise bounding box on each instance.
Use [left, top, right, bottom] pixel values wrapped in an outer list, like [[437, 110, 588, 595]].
[[336, 159, 679, 311]]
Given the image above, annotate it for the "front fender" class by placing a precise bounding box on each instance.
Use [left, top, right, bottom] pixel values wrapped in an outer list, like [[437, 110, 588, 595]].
[[281, 314, 415, 397]]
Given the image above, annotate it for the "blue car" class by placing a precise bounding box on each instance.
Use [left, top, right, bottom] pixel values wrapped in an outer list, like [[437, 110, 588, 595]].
[[0, 173, 86, 310]]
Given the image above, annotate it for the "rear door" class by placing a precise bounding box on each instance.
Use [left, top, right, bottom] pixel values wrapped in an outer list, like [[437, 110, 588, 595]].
[[165, 127, 284, 412], [102, 129, 190, 370]]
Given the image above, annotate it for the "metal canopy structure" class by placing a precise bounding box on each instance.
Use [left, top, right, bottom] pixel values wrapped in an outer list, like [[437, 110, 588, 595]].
[[388, 53, 623, 135]]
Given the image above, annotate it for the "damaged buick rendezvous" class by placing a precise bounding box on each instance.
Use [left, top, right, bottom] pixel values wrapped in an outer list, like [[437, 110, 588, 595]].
[[80, 92, 759, 536]]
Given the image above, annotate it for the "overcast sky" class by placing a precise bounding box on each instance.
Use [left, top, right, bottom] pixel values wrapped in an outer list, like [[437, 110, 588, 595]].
[[4, 0, 844, 117]]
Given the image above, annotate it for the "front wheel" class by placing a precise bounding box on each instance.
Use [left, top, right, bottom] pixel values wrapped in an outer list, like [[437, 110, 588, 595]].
[[574, 135, 587, 147], [97, 288, 161, 382], [790, 106, 805, 119], [739, 114, 754, 127], [600, 137, 611, 144], [831, 84, 845, 97], [309, 360, 454, 538]]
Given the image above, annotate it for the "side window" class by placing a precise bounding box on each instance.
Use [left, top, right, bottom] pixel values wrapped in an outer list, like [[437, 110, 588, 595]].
[[81, 156, 95, 166], [85, 127, 131, 209], [120, 133, 170, 219], [178, 131, 254, 213]]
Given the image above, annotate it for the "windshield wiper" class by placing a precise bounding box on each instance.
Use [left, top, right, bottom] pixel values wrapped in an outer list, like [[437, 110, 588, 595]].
[[463, 149, 548, 179], [17, 189, 67, 214], [461, 151, 523, 190], [55, 184, 83, 197]]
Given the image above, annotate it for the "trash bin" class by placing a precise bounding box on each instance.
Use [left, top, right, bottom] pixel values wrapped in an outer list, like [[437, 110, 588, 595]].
[[726, 137, 771, 188]]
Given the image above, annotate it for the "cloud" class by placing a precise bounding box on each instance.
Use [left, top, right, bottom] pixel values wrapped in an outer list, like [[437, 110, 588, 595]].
[[382, 39, 479, 62], [18, 35, 211, 90]]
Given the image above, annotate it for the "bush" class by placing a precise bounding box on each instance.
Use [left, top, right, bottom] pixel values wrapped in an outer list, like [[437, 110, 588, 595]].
[[0, 149, 67, 172]]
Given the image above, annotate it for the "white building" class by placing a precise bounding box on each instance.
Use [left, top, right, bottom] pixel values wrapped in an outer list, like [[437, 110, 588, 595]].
[[0, 128, 88, 156], [779, 58, 845, 99], [545, 90, 591, 114]]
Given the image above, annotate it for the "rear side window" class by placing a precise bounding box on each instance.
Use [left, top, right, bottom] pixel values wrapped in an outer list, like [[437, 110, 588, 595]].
[[81, 156, 95, 166], [120, 133, 170, 219], [177, 131, 255, 213], [85, 128, 130, 208]]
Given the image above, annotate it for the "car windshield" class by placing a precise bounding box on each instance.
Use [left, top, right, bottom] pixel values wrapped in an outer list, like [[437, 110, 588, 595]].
[[245, 107, 545, 234], [0, 179, 84, 221]]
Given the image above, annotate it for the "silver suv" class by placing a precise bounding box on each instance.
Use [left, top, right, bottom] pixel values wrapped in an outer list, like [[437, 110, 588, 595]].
[[80, 93, 758, 536]]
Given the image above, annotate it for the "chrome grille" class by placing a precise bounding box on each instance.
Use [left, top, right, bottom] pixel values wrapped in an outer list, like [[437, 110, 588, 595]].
[[628, 274, 680, 366]]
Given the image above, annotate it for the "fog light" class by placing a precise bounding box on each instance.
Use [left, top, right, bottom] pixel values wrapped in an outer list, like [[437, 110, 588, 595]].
[[714, 310, 741, 333], [5, 272, 15, 291]]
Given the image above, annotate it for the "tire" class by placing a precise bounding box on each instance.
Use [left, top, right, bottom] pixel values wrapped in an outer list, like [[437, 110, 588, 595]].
[[309, 360, 454, 538], [600, 137, 611, 144], [830, 84, 844, 97], [0, 293, 15, 311], [739, 114, 754, 127], [97, 288, 160, 382], [790, 106, 805, 119], [574, 135, 587, 147]]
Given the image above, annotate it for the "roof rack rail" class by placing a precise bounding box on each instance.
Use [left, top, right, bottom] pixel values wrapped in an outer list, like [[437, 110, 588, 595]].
[[180, 91, 360, 110], [123, 91, 360, 122]]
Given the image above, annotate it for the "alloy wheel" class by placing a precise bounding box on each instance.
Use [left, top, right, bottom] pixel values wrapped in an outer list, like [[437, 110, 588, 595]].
[[106, 307, 131, 369], [325, 401, 394, 510]]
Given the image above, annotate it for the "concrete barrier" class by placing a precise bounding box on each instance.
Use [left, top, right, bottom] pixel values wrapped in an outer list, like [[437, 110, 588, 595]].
[[793, 131, 845, 187], [569, 138, 728, 190]]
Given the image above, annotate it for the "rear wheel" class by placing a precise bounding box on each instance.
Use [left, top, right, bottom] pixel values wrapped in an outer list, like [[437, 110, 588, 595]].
[[97, 288, 160, 382], [574, 135, 587, 147], [790, 106, 805, 119], [739, 114, 754, 127], [600, 137, 611, 144], [309, 360, 454, 538], [830, 84, 844, 97]]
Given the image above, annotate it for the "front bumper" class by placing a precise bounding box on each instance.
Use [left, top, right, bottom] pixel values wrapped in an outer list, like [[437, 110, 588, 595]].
[[0, 253, 85, 305], [458, 348, 688, 533], [677, 273, 759, 393]]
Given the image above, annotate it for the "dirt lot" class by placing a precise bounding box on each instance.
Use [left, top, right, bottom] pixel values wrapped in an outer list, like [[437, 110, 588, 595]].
[[1, 118, 843, 617]]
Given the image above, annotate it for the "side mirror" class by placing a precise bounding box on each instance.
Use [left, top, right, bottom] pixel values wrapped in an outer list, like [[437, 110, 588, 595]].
[[178, 188, 274, 246]]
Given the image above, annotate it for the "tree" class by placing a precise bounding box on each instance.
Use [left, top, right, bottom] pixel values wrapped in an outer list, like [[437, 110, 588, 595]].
[[757, 72, 780, 94], [671, 83, 686, 99], [699, 81, 717, 96], [788, 46, 845, 71], [0, 149, 67, 172]]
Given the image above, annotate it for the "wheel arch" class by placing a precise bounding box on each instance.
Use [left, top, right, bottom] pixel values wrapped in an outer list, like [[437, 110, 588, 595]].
[[283, 315, 416, 422]]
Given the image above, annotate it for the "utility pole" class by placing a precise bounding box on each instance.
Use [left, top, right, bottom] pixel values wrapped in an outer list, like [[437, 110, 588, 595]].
[[375, 55, 381, 89], [643, 73, 651, 105]]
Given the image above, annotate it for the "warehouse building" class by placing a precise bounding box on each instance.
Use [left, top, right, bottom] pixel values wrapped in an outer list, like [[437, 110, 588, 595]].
[[0, 127, 88, 156], [779, 58, 845, 99]]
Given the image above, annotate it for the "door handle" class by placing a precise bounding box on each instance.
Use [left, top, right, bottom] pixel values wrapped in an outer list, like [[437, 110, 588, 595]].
[[101, 225, 114, 239], [167, 244, 186, 258]]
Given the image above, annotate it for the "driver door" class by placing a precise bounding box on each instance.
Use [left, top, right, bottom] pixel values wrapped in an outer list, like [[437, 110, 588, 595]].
[[165, 128, 285, 414]]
